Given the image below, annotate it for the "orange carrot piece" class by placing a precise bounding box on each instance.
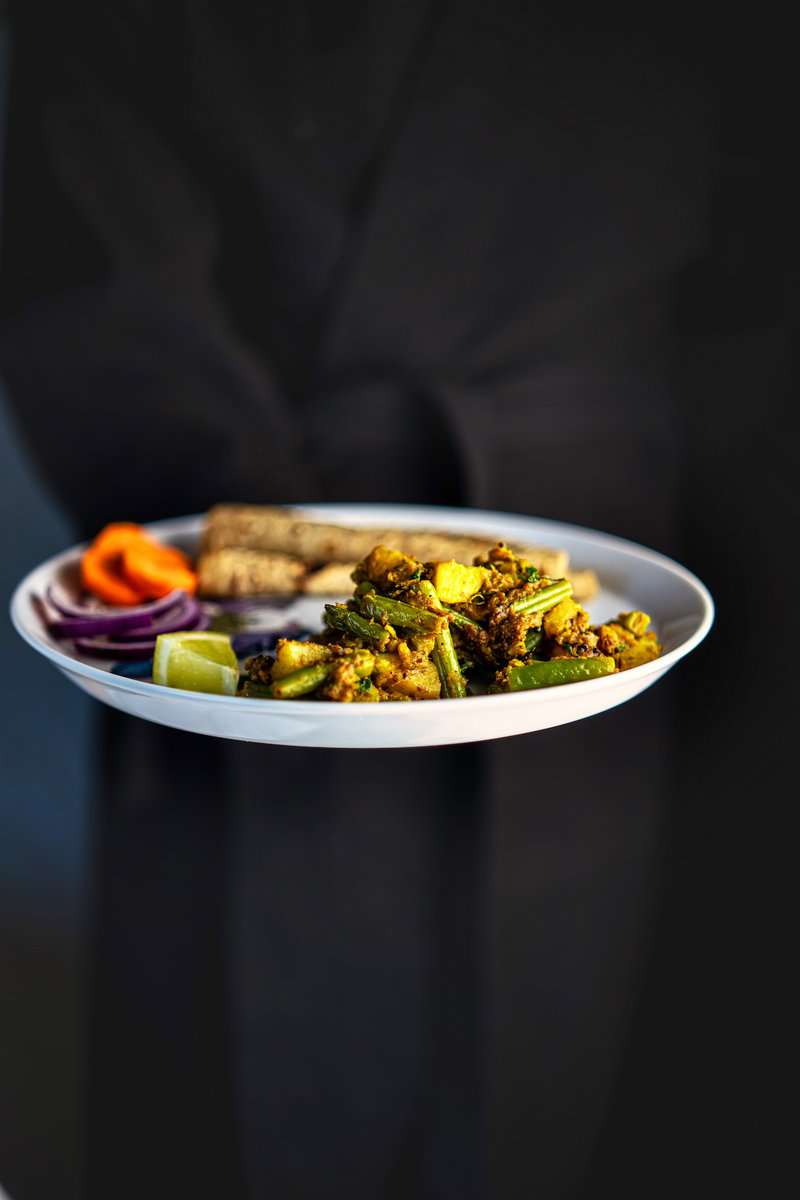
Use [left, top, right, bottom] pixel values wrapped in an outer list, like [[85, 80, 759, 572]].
[[120, 541, 197, 599], [80, 521, 197, 605], [80, 547, 146, 606], [90, 522, 151, 556]]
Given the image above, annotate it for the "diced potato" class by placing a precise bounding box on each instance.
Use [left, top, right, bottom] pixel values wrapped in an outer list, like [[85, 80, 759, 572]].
[[358, 545, 420, 590], [271, 639, 332, 680], [618, 634, 662, 671], [428, 560, 490, 604], [542, 598, 581, 638], [373, 651, 441, 700]]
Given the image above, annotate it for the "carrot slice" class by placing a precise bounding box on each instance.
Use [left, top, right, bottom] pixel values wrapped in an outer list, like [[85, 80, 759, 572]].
[[121, 540, 197, 599], [90, 522, 151, 556], [80, 547, 146, 606], [80, 522, 198, 605]]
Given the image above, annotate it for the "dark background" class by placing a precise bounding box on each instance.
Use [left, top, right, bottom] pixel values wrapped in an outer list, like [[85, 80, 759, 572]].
[[1, 16, 90, 1195], [2, 8, 799, 1199]]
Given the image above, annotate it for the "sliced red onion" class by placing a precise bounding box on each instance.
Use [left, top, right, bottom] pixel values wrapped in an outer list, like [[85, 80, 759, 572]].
[[45, 584, 187, 626], [112, 595, 209, 641], [48, 607, 176, 638], [71, 603, 212, 660]]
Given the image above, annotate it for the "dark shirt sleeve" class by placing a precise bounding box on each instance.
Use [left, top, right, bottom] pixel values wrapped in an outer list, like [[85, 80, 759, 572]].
[[0, 1, 315, 535]]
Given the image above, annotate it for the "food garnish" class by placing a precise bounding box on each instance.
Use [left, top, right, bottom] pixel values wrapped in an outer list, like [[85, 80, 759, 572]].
[[80, 522, 197, 606], [152, 631, 239, 695], [42, 585, 209, 658]]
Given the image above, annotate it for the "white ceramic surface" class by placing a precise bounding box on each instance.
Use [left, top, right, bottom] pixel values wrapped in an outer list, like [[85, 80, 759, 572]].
[[10, 504, 714, 748]]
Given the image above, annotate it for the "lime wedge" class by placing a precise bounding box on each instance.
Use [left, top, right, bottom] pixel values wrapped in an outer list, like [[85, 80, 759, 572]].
[[153, 631, 240, 695]]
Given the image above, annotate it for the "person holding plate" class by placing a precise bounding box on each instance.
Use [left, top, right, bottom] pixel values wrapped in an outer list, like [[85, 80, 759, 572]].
[[2, 4, 792, 1198]]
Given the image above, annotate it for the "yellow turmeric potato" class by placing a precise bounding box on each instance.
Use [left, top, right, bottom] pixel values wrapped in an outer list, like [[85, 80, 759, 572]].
[[542, 598, 581, 638], [271, 639, 332, 680], [373, 651, 441, 700], [356, 545, 420, 591], [618, 634, 662, 671], [427, 560, 491, 604]]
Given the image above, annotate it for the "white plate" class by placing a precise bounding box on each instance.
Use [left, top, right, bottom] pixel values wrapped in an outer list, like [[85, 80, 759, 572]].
[[9, 504, 713, 748]]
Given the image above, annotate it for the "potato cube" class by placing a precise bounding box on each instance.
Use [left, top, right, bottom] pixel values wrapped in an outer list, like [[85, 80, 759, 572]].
[[428, 560, 490, 604], [271, 639, 332, 680], [542, 598, 580, 638], [373, 651, 441, 700]]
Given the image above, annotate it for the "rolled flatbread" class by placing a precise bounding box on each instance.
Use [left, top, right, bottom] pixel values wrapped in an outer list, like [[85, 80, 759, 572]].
[[196, 504, 597, 600]]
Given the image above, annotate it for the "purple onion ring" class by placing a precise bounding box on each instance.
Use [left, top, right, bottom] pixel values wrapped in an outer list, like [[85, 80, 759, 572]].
[[45, 584, 187, 628], [112, 595, 209, 641]]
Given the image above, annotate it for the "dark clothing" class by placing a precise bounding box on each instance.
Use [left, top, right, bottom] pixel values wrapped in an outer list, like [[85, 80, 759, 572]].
[[2, 3, 706, 534], [2, 4, 795, 1197]]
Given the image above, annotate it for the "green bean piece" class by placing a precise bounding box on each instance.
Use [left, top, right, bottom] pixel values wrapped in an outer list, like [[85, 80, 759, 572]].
[[504, 656, 615, 691], [241, 680, 274, 699], [430, 646, 468, 698], [510, 579, 573, 616], [440, 603, 484, 631], [324, 604, 391, 648], [360, 591, 444, 634], [524, 627, 544, 653], [618, 610, 651, 636], [270, 660, 336, 699], [417, 580, 467, 698]]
